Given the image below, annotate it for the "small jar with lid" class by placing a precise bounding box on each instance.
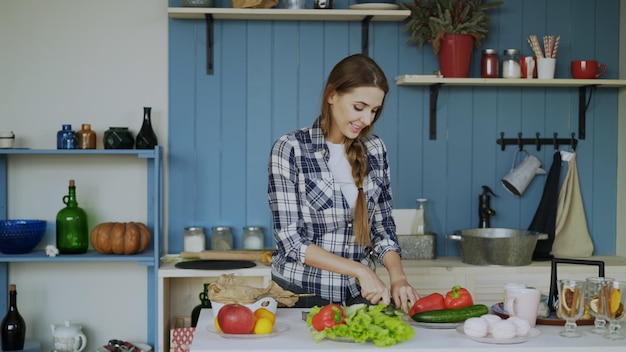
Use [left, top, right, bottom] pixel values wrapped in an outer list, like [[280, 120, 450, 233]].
[[242, 227, 264, 250], [184, 226, 206, 252], [502, 49, 521, 78], [210, 226, 233, 250], [481, 49, 499, 78]]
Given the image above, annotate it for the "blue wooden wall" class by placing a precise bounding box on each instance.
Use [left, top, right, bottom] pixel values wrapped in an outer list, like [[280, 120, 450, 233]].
[[167, 0, 620, 256]]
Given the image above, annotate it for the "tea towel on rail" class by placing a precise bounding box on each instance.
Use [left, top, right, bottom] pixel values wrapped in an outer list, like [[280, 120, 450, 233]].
[[552, 152, 594, 257]]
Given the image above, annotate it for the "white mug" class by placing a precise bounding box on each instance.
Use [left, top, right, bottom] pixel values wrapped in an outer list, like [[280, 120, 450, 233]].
[[504, 287, 542, 327]]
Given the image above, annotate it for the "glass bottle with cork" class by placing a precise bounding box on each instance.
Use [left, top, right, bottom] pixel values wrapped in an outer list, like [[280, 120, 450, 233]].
[[56, 179, 89, 254], [1, 284, 26, 351]]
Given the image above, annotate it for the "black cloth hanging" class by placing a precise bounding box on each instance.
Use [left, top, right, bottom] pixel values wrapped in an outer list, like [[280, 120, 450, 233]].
[[528, 151, 562, 261]]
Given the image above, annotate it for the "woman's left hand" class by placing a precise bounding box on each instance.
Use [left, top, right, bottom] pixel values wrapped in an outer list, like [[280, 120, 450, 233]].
[[390, 279, 420, 313]]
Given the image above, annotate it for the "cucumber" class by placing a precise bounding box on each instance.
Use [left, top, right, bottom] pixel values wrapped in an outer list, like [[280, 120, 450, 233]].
[[411, 304, 489, 323]]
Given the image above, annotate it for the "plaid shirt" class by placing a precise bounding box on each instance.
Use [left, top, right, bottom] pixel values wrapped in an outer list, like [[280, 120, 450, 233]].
[[267, 118, 401, 304]]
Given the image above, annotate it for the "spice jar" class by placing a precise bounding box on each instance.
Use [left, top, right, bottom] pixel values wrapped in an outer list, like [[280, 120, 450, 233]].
[[481, 49, 499, 78], [242, 227, 264, 250], [502, 49, 521, 78], [210, 226, 233, 250], [184, 227, 206, 252]]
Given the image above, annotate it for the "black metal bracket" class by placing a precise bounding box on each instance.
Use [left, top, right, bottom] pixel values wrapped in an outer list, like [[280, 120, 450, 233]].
[[205, 14, 214, 75], [361, 16, 373, 56], [547, 258, 605, 315], [497, 132, 578, 151], [578, 85, 597, 140], [429, 84, 442, 139], [428, 84, 597, 140]]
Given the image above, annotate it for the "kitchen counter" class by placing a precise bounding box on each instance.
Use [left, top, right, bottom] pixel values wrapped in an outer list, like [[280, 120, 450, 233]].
[[191, 308, 625, 352]]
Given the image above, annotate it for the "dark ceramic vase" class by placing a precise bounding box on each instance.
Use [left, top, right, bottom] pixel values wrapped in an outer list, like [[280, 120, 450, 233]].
[[103, 127, 135, 149], [135, 107, 158, 149]]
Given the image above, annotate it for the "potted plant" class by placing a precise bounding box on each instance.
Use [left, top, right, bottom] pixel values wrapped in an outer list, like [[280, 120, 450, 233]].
[[400, 0, 504, 77]]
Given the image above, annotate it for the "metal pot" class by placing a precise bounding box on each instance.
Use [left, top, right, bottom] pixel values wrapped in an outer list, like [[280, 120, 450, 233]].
[[446, 228, 548, 266]]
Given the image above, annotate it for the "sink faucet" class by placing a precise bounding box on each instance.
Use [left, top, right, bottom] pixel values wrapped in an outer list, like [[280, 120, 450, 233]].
[[479, 185, 497, 228]]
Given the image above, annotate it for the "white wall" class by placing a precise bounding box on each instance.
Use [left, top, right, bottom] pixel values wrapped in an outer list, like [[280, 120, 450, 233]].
[[0, 0, 168, 350]]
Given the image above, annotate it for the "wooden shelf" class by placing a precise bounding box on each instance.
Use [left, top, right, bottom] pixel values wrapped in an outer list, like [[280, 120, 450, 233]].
[[396, 75, 626, 88], [168, 7, 410, 74], [395, 75, 626, 140], [167, 7, 410, 21]]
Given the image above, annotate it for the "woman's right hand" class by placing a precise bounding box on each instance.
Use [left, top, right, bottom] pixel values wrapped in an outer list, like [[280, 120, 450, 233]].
[[355, 265, 391, 305]]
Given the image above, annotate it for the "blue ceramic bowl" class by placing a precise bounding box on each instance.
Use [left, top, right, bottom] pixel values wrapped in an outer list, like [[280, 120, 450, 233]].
[[0, 220, 47, 254]]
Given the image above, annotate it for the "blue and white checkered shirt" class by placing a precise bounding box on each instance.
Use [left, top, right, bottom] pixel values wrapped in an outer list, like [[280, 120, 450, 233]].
[[267, 118, 401, 304]]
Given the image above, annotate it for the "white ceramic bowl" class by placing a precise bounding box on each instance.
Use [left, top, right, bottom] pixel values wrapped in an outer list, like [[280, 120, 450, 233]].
[[211, 297, 277, 318], [0, 132, 15, 149]]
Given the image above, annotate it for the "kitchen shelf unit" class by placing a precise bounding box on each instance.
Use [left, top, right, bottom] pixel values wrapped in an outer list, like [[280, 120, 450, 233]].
[[167, 7, 410, 74], [395, 76, 626, 140], [0, 147, 163, 351]]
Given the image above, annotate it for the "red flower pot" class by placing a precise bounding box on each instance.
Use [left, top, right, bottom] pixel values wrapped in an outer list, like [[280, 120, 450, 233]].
[[438, 34, 475, 78]]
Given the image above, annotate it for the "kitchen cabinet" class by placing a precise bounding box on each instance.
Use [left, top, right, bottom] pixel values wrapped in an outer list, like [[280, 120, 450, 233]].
[[395, 75, 626, 140], [191, 308, 626, 351], [0, 147, 163, 351], [158, 261, 271, 351], [158, 256, 626, 352], [167, 7, 410, 74]]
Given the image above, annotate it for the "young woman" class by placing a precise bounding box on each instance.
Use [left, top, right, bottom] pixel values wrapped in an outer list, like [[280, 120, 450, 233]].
[[267, 54, 419, 312]]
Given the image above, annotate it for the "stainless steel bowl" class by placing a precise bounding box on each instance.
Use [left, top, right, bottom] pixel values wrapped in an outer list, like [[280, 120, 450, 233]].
[[446, 228, 548, 266]]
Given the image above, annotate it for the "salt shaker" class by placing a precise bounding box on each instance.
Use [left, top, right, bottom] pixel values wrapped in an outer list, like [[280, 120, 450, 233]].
[[502, 49, 521, 78]]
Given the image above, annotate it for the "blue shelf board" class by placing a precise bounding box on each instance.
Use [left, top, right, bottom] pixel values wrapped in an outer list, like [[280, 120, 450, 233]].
[[0, 249, 156, 265], [0, 149, 157, 158]]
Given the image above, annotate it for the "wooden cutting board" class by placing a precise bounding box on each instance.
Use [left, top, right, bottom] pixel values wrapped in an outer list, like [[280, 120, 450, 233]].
[[180, 250, 265, 261]]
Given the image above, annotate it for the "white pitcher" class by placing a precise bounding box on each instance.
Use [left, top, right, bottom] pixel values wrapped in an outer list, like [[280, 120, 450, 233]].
[[501, 149, 546, 196]]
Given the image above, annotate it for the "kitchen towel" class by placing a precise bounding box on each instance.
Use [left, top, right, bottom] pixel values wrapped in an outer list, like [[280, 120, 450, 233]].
[[551, 152, 594, 257], [528, 150, 562, 261]]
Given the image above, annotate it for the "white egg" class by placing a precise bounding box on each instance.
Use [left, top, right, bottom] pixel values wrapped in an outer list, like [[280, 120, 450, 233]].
[[480, 314, 502, 333], [463, 317, 488, 338], [507, 316, 531, 336], [491, 320, 517, 339]]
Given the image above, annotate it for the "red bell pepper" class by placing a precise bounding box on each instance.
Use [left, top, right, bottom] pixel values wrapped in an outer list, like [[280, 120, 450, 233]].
[[311, 303, 346, 331], [409, 292, 446, 316], [444, 285, 474, 309]]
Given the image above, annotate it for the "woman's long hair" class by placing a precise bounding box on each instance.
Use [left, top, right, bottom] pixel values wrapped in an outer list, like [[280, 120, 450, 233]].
[[319, 54, 389, 247]]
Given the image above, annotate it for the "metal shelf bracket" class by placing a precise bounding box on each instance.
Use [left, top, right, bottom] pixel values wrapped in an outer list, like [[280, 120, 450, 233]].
[[361, 16, 373, 55], [429, 83, 442, 140], [578, 85, 597, 140], [205, 14, 214, 75]]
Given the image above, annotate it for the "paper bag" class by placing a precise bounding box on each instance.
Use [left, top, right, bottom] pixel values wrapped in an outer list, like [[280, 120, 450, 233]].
[[552, 152, 594, 257]]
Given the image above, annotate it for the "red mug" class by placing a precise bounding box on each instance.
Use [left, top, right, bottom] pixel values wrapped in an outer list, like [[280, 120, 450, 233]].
[[571, 60, 607, 79], [520, 56, 537, 78]]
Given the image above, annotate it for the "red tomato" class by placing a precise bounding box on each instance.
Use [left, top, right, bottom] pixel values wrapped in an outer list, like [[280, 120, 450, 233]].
[[217, 304, 255, 334]]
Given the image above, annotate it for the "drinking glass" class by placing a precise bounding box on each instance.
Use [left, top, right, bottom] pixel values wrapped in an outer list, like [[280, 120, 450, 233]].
[[557, 279, 586, 338], [601, 280, 626, 340], [585, 277, 614, 334]]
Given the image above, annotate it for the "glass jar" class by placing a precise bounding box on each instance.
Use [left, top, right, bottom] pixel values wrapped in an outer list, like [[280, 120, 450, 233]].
[[77, 123, 96, 149], [415, 198, 433, 235], [481, 49, 499, 78], [184, 227, 206, 252], [502, 49, 521, 78], [314, 0, 332, 9], [210, 226, 233, 250], [242, 227, 264, 250]]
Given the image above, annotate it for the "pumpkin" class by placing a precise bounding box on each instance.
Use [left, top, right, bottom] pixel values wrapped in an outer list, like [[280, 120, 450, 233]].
[[91, 222, 151, 255]]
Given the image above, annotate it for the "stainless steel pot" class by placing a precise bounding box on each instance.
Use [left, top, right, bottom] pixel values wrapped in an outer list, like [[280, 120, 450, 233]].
[[446, 228, 548, 266]]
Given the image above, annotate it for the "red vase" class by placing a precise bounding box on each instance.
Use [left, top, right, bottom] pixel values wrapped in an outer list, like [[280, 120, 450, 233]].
[[438, 34, 475, 78]]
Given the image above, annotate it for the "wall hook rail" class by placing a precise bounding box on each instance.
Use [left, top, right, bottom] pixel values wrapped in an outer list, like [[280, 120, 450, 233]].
[[497, 132, 578, 151]]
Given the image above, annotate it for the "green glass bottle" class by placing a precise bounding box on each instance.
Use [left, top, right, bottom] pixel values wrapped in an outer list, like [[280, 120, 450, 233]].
[[56, 179, 89, 254]]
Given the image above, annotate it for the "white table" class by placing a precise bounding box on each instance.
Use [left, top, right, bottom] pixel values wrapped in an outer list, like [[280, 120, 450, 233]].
[[191, 308, 625, 352]]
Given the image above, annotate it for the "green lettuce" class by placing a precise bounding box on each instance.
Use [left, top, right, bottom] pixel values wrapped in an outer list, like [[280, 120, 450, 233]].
[[306, 304, 414, 347]]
